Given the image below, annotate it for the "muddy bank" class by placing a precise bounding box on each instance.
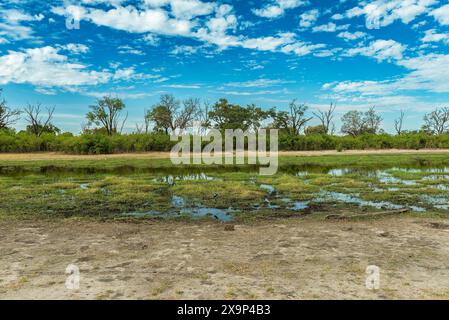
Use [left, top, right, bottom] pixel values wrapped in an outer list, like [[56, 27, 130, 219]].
[[0, 149, 449, 162], [1, 217, 449, 299]]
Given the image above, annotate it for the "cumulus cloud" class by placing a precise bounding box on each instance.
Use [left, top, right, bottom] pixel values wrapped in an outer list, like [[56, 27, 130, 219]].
[[347, 0, 438, 29], [0, 46, 110, 87], [323, 53, 449, 107], [337, 31, 368, 41], [225, 79, 293, 88], [346, 39, 406, 61], [0, 8, 44, 41], [299, 9, 320, 28], [430, 4, 449, 25], [253, 0, 308, 19], [312, 22, 349, 32], [422, 29, 449, 43]]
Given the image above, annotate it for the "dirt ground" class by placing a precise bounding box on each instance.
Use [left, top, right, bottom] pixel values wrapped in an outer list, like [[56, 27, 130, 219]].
[[1, 217, 449, 300], [0, 149, 448, 161]]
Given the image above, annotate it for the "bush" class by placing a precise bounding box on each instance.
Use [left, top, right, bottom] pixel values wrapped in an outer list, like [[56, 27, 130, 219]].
[[0, 131, 448, 154]]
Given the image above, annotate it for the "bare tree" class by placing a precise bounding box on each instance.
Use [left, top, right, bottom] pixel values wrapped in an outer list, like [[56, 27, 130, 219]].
[[144, 108, 151, 134], [23, 104, 57, 136], [313, 102, 336, 134], [394, 110, 405, 135], [198, 100, 211, 134], [289, 100, 313, 134], [0, 89, 21, 130], [86, 96, 127, 135], [272, 99, 312, 135], [176, 98, 201, 132], [135, 123, 144, 134], [148, 95, 200, 134], [423, 107, 449, 135]]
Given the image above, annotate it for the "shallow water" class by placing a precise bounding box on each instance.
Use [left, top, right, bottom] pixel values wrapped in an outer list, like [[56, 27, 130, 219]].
[[316, 191, 426, 212]]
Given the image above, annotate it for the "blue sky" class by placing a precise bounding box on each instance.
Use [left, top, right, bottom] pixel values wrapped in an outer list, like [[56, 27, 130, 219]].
[[1, 0, 449, 133]]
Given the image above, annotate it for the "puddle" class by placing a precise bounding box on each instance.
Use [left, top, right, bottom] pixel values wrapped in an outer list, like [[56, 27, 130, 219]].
[[260, 184, 276, 194], [433, 184, 449, 191], [422, 175, 449, 181], [328, 168, 354, 176], [316, 191, 425, 212], [125, 195, 234, 221], [289, 201, 309, 211], [377, 172, 417, 185], [171, 195, 186, 208], [420, 195, 449, 210], [80, 183, 89, 190], [180, 207, 233, 222]]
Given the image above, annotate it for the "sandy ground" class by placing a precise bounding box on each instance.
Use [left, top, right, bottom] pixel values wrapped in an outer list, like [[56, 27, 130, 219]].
[[0, 149, 448, 161], [1, 217, 449, 300]]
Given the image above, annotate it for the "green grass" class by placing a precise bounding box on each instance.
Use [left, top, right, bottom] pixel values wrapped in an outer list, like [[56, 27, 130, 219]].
[[0, 153, 448, 221]]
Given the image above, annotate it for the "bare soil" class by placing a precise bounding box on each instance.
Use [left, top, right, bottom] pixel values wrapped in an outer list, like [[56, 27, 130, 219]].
[[1, 217, 449, 300], [0, 149, 448, 161]]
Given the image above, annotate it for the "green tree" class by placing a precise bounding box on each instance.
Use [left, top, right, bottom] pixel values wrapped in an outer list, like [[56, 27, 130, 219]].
[[208, 99, 271, 131], [305, 125, 327, 135], [422, 107, 449, 135], [341, 107, 382, 136], [147, 94, 200, 134], [271, 99, 312, 135], [86, 96, 128, 135]]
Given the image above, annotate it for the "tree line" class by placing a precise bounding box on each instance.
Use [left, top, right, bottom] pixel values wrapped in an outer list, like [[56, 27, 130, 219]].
[[1, 89, 449, 153]]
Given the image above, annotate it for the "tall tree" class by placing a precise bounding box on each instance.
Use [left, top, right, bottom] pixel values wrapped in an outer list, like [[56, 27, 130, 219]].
[[86, 96, 128, 135], [341, 110, 366, 137], [422, 107, 449, 135], [24, 104, 58, 136], [148, 94, 200, 134], [0, 89, 21, 130], [394, 110, 405, 135], [272, 99, 312, 134], [341, 107, 382, 136], [364, 106, 382, 134], [208, 99, 271, 131], [313, 102, 336, 134]]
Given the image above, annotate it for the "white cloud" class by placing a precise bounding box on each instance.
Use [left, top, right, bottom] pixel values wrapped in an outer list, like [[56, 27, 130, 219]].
[[50, 2, 327, 59], [312, 22, 349, 32], [0, 46, 110, 87], [281, 42, 327, 56], [253, 0, 308, 19], [346, 39, 406, 61], [117, 45, 145, 55], [143, 0, 216, 19], [299, 9, 319, 28], [162, 84, 201, 89], [323, 53, 449, 108], [170, 45, 200, 55], [422, 29, 449, 44], [331, 13, 344, 20], [52, 4, 193, 36], [430, 4, 449, 25], [60, 43, 90, 54], [347, 0, 438, 29], [225, 79, 292, 88], [337, 31, 368, 41]]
